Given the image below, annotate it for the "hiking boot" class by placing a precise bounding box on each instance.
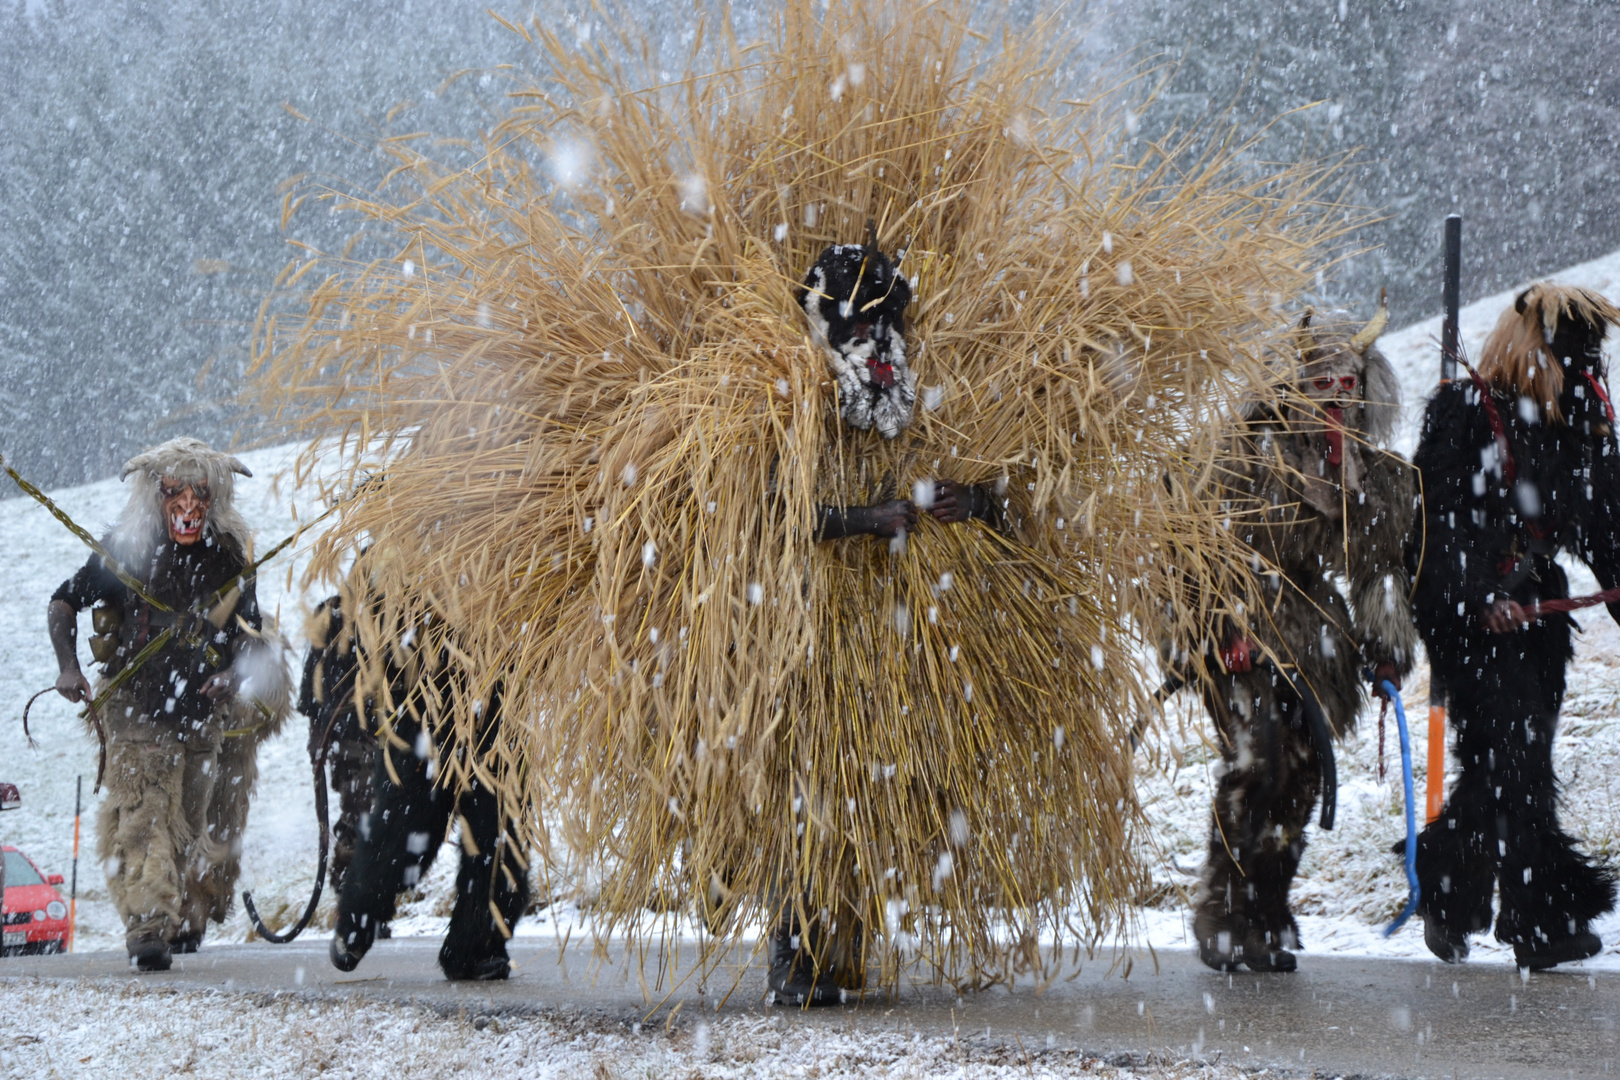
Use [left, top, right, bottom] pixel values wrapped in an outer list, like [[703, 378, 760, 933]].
[[169, 933, 202, 954], [1514, 931, 1601, 971], [129, 936, 172, 973], [1423, 918, 1469, 964]]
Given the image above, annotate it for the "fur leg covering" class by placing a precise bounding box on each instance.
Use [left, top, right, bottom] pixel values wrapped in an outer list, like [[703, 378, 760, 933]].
[[334, 733, 453, 963], [333, 701, 528, 980], [95, 692, 212, 951], [198, 630, 294, 931], [1194, 674, 1320, 972], [1419, 627, 1618, 945], [438, 774, 530, 981], [326, 737, 377, 895]]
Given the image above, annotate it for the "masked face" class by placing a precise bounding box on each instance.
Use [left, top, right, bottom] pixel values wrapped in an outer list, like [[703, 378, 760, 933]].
[[160, 476, 211, 545], [1295, 329, 1369, 466], [799, 241, 917, 439]]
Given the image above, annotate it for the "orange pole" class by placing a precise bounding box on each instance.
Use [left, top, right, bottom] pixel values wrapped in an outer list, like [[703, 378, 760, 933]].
[[68, 775, 81, 953], [1425, 703, 1446, 823]]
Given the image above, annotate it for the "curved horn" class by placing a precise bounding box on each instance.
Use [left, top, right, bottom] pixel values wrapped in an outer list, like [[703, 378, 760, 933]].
[[120, 452, 152, 481], [228, 457, 254, 478], [1349, 288, 1389, 354]]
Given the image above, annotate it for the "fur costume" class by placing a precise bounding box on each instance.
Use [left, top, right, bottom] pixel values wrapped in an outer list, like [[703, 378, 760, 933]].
[[314, 576, 530, 982], [1189, 301, 1418, 972], [1407, 283, 1620, 968], [51, 438, 291, 963]]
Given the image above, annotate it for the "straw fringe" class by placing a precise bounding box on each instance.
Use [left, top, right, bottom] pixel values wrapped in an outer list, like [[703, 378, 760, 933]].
[[253, 0, 1355, 986]]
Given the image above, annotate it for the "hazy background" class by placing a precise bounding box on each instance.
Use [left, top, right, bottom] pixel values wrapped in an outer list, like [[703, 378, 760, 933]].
[[1, 0, 1616, 487]]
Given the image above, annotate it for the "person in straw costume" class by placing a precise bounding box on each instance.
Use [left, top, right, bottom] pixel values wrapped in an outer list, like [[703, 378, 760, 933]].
[[256, 0, 1352, 995], [47, 438, 292, 971], [1180, 299, 1416, 974]]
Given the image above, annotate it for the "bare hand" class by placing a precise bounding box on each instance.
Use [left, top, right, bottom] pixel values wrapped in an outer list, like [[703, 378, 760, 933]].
[[1371, 661, 1401, 699], [865, 499, 919, 539], [55, 669, 92, 704], [1483, 598, 1529, 634], [201, 669, 238, 703], [928, 481, 977, 525]]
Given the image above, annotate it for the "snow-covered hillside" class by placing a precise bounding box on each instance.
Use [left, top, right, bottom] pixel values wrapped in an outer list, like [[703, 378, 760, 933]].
[[4, 250, 1620, 969]]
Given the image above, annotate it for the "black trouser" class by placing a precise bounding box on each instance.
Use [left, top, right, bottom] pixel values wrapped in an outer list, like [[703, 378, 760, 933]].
[[1418, 617, 1615, 945], [334, 716, 529, 978]]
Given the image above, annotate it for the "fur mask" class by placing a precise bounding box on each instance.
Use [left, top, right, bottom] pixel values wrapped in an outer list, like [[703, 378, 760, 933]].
[[1276, 296, 1399, 516], [798, 233, 916, 439], [108, 437, 255, 567]]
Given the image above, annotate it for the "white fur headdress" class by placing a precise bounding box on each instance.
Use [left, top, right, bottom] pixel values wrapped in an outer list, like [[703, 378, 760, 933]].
[[108, 437, 255, 566]]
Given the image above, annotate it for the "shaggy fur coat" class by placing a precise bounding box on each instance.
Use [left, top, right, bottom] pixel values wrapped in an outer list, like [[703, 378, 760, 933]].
[[1190, 327, 1417, 973], [1408, 285, 1620, 957]]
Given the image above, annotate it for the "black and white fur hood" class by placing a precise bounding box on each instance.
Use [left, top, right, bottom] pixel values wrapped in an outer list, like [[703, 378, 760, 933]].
[[798, 238, 915, 439]]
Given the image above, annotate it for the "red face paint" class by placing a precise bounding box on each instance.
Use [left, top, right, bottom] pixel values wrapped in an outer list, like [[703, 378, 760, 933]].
[[1324, 406, 1344, 466]]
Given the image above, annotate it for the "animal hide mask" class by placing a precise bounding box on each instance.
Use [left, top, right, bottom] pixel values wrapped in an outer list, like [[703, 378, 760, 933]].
[[799, 228, 916, 439]]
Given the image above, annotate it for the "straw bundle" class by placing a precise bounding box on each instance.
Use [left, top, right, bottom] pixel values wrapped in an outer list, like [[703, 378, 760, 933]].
[[255, 0, 1350, 987]]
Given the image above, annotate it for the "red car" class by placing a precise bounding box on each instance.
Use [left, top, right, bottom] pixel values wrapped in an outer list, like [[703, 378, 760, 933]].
[[2, 846, 69, 955]]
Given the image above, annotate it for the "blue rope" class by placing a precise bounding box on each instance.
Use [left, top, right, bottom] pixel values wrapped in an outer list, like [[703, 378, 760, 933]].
[[1379, 678, 1420, 937]]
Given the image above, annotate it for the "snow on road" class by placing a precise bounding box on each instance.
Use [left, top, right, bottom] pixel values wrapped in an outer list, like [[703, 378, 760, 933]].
[[0, 979, 1262, 1080]]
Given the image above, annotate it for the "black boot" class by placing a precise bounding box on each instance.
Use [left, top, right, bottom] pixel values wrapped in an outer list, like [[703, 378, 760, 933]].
[[329, 912, 377, 972], [1514, 931, 1601, 970], [767, 923, 845, 1006], [129, 936, 172, 973], [1423, 917, 1469, 964], [1194, 909, 1296, 973], [441, 953, 511, 981]]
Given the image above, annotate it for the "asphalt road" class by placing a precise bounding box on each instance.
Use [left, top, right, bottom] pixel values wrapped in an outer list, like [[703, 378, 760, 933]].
[[6, 937, 1617, 1079]]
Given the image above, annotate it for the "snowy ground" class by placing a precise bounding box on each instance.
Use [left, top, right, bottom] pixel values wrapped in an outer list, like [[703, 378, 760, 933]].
[[0, 979, 1275, 1080], [3, 254, 1620, 1072]]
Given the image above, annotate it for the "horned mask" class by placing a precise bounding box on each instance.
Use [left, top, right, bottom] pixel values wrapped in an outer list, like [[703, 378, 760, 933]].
[[109, 437, 255, 566], [1292, 290, 1400, 456]]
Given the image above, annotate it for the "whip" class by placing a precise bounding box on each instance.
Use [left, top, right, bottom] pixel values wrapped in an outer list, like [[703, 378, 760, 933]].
[[1371, 672, 1420, 937], [1528, 586, 1620, 617], [241, 720, 332, 943]]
